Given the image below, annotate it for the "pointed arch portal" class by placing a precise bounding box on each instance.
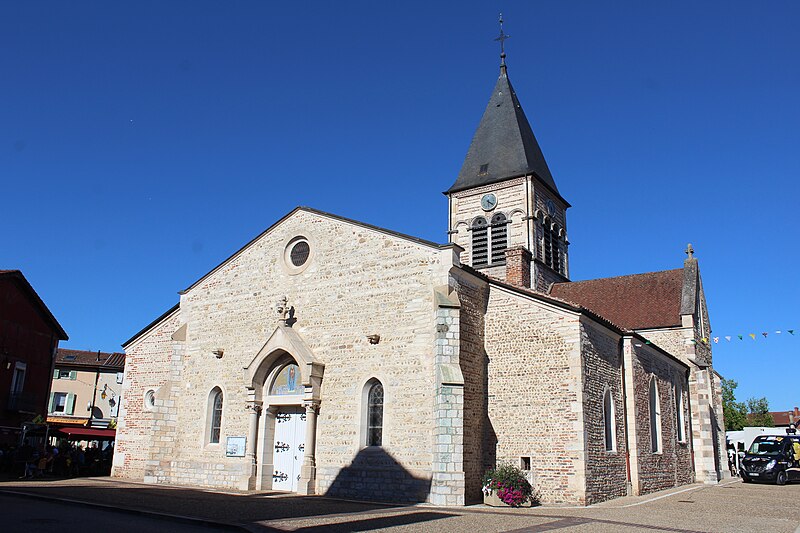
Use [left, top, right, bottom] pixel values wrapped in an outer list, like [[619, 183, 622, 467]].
[[242, 324, 324, 493]]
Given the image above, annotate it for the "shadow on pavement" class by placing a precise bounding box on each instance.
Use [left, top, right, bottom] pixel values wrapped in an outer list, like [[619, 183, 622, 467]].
[[0, 477, 428, 528]]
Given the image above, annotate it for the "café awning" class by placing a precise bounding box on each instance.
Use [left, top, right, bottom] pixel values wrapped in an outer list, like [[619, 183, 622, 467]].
[[56, 427, 116, 440]]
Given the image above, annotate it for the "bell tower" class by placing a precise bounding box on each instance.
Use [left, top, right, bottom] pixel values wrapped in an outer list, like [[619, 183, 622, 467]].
[[445, 16, 570, 292]]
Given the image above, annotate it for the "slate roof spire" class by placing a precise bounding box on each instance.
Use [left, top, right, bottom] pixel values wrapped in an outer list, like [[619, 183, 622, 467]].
[[447, 18, 560, 196]]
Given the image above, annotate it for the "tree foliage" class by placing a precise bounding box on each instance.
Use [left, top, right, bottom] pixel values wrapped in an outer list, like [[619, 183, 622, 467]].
[[722, 378, 747, 431], [746, 397, 774, 427], [721, 378, 774, 430]]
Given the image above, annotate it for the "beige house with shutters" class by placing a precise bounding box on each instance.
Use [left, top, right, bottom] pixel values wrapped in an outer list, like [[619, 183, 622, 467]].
[[112, 57, 727, 505], [48, 349, 125, 432]]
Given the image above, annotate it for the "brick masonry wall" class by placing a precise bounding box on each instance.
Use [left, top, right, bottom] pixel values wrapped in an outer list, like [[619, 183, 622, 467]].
[[113, 310, 181, 480], [504, 247, 531, 288], [580, 321, 628, 504], [483, 287, 586, 505], [629, 342, 693, 495], [119, 210, 453, 497]]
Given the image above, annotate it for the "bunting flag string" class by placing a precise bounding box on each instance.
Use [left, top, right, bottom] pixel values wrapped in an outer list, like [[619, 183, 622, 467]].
[[693, 328, 797, 345]]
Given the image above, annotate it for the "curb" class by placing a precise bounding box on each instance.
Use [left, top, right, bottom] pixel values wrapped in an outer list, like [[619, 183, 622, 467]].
[[0, 488, 262, 531]]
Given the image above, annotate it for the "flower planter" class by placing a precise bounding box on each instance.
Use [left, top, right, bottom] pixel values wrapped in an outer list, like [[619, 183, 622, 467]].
[[483, 491, 532, 508]]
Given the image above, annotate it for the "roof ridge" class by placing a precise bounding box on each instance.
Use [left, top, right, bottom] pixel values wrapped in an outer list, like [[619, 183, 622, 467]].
[[554, 268, 684, 286]]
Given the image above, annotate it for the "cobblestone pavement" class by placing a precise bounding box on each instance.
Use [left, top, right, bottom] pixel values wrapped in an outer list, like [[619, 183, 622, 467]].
[[2, 477, 799, 532]]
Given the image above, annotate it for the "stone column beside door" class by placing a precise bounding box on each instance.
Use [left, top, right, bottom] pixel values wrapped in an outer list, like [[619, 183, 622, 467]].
[[297, 401, 320, 495], [243, 388, 263, 490]]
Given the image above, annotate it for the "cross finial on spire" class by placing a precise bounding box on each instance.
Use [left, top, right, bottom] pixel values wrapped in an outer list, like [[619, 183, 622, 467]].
[[685, 243, 694, 259], [495, 13, 510, 72]]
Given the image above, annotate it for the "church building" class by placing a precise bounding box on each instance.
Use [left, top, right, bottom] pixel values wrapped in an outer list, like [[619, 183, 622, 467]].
[[112, 48, 727, 505]]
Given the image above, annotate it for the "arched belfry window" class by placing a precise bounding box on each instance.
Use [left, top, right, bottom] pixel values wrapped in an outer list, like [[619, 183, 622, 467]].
[[649, 378, 662, 453], [603, 388, 616, 452], [542, 219, 564, 275], [367, 381, 384, 447], [208, 387, 223, 444], [490, 212, 508, 265], [542, 218, 553, 267], [471, 217, 488, 267], [551, 225, 561, 273]]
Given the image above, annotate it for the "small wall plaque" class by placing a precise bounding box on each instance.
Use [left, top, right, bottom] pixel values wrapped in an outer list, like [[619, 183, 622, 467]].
[[226, 436, 246, 457]]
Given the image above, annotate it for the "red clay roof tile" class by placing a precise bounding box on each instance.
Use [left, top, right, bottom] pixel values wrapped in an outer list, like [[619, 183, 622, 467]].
[[549, 269, 684, 330]]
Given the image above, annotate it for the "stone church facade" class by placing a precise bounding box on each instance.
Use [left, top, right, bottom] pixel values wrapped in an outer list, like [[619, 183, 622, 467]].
[[112, 59, 727, 506]]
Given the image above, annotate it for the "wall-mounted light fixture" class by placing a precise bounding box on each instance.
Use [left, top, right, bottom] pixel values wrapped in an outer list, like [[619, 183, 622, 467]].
[[213, 349, 224, 359], [366, 335, 380, 345]]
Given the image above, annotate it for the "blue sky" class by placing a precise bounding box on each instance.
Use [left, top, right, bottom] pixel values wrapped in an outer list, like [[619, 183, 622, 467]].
[[1, 1, 798, 410]]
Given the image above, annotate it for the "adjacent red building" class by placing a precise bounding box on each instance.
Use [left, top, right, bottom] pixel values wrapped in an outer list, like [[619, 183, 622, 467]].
[[0, 270, 68, 444]]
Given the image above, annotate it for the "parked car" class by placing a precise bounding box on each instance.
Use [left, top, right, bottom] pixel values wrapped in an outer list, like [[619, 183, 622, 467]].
[[740, 434, 800, 485]]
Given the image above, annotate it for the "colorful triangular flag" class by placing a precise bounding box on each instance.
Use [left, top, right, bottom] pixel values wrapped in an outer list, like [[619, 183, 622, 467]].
[[762, 332, 769, 338], [738, 335, 743, 340], [725, 336, 731, 342], [713, 337, 719, 343], [749, 333, 756, 340], [789, 330, 795, 335]]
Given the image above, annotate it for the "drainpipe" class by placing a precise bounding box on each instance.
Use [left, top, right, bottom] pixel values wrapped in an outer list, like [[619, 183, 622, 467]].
[[619, 337, 632, 496]]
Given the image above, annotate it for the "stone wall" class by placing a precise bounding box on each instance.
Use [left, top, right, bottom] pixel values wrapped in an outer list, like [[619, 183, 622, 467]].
[[532, 260, 568, 293], [113, 310, 181, 480], [628, 341, 693, 495], [449, 178, 527, 270], [639, 324, 725, 484], [580, 321, 628, 504], [483, 286, 586, 504], [452, 269, 489, 503], [119, 209, 454, 497]]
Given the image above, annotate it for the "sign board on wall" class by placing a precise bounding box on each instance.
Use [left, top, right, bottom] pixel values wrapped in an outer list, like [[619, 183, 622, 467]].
[[226, 436, 246, 457]]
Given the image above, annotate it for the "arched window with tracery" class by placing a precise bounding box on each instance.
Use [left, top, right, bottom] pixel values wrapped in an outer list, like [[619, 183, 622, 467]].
[[208, 387, 223, 444], [471, 217, 488, 267], [367, 380, 384, 447], [649, 378, 662, 453], [603, 388, 616, 452], [490, 212, 508, 264]]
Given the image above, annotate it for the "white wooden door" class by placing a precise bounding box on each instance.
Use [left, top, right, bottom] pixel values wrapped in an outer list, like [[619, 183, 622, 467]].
[[272, 406, 306, 492]]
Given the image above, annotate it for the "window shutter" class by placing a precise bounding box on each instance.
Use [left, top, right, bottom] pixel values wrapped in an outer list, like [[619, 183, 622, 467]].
[[53, 369, 59, 379], [69, 370, 77, 380], [48, 393, 55, 413], [66, 393, 75, 415]]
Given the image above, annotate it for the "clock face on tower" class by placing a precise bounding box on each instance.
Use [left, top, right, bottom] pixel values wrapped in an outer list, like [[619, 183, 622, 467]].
[[481, 193, 498, 211], [545, 198, 556, 217]]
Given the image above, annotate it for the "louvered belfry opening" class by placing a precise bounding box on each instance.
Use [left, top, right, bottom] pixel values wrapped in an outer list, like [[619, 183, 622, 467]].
[[543, 220, 553, 267], [490, 213, 507, 264], [472, 217, 489, 266], [551, 228, 561, 273]]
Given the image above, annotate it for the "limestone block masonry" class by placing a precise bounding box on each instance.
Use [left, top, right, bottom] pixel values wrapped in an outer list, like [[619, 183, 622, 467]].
[[115, 209, 460, 499]]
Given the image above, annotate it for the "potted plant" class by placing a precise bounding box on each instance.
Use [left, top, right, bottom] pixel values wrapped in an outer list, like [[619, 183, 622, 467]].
[[482, 462, 538, 507]]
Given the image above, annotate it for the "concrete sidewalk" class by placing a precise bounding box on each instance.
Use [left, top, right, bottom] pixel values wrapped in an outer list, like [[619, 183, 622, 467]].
[[2, 476, 799, 532]]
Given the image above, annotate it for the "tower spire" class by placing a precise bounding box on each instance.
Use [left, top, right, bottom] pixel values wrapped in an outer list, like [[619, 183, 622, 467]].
[[494, 13, 510, 75]]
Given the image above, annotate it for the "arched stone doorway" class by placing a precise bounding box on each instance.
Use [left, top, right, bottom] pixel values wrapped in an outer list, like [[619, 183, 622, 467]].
[[243, 324, 324, 494]]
